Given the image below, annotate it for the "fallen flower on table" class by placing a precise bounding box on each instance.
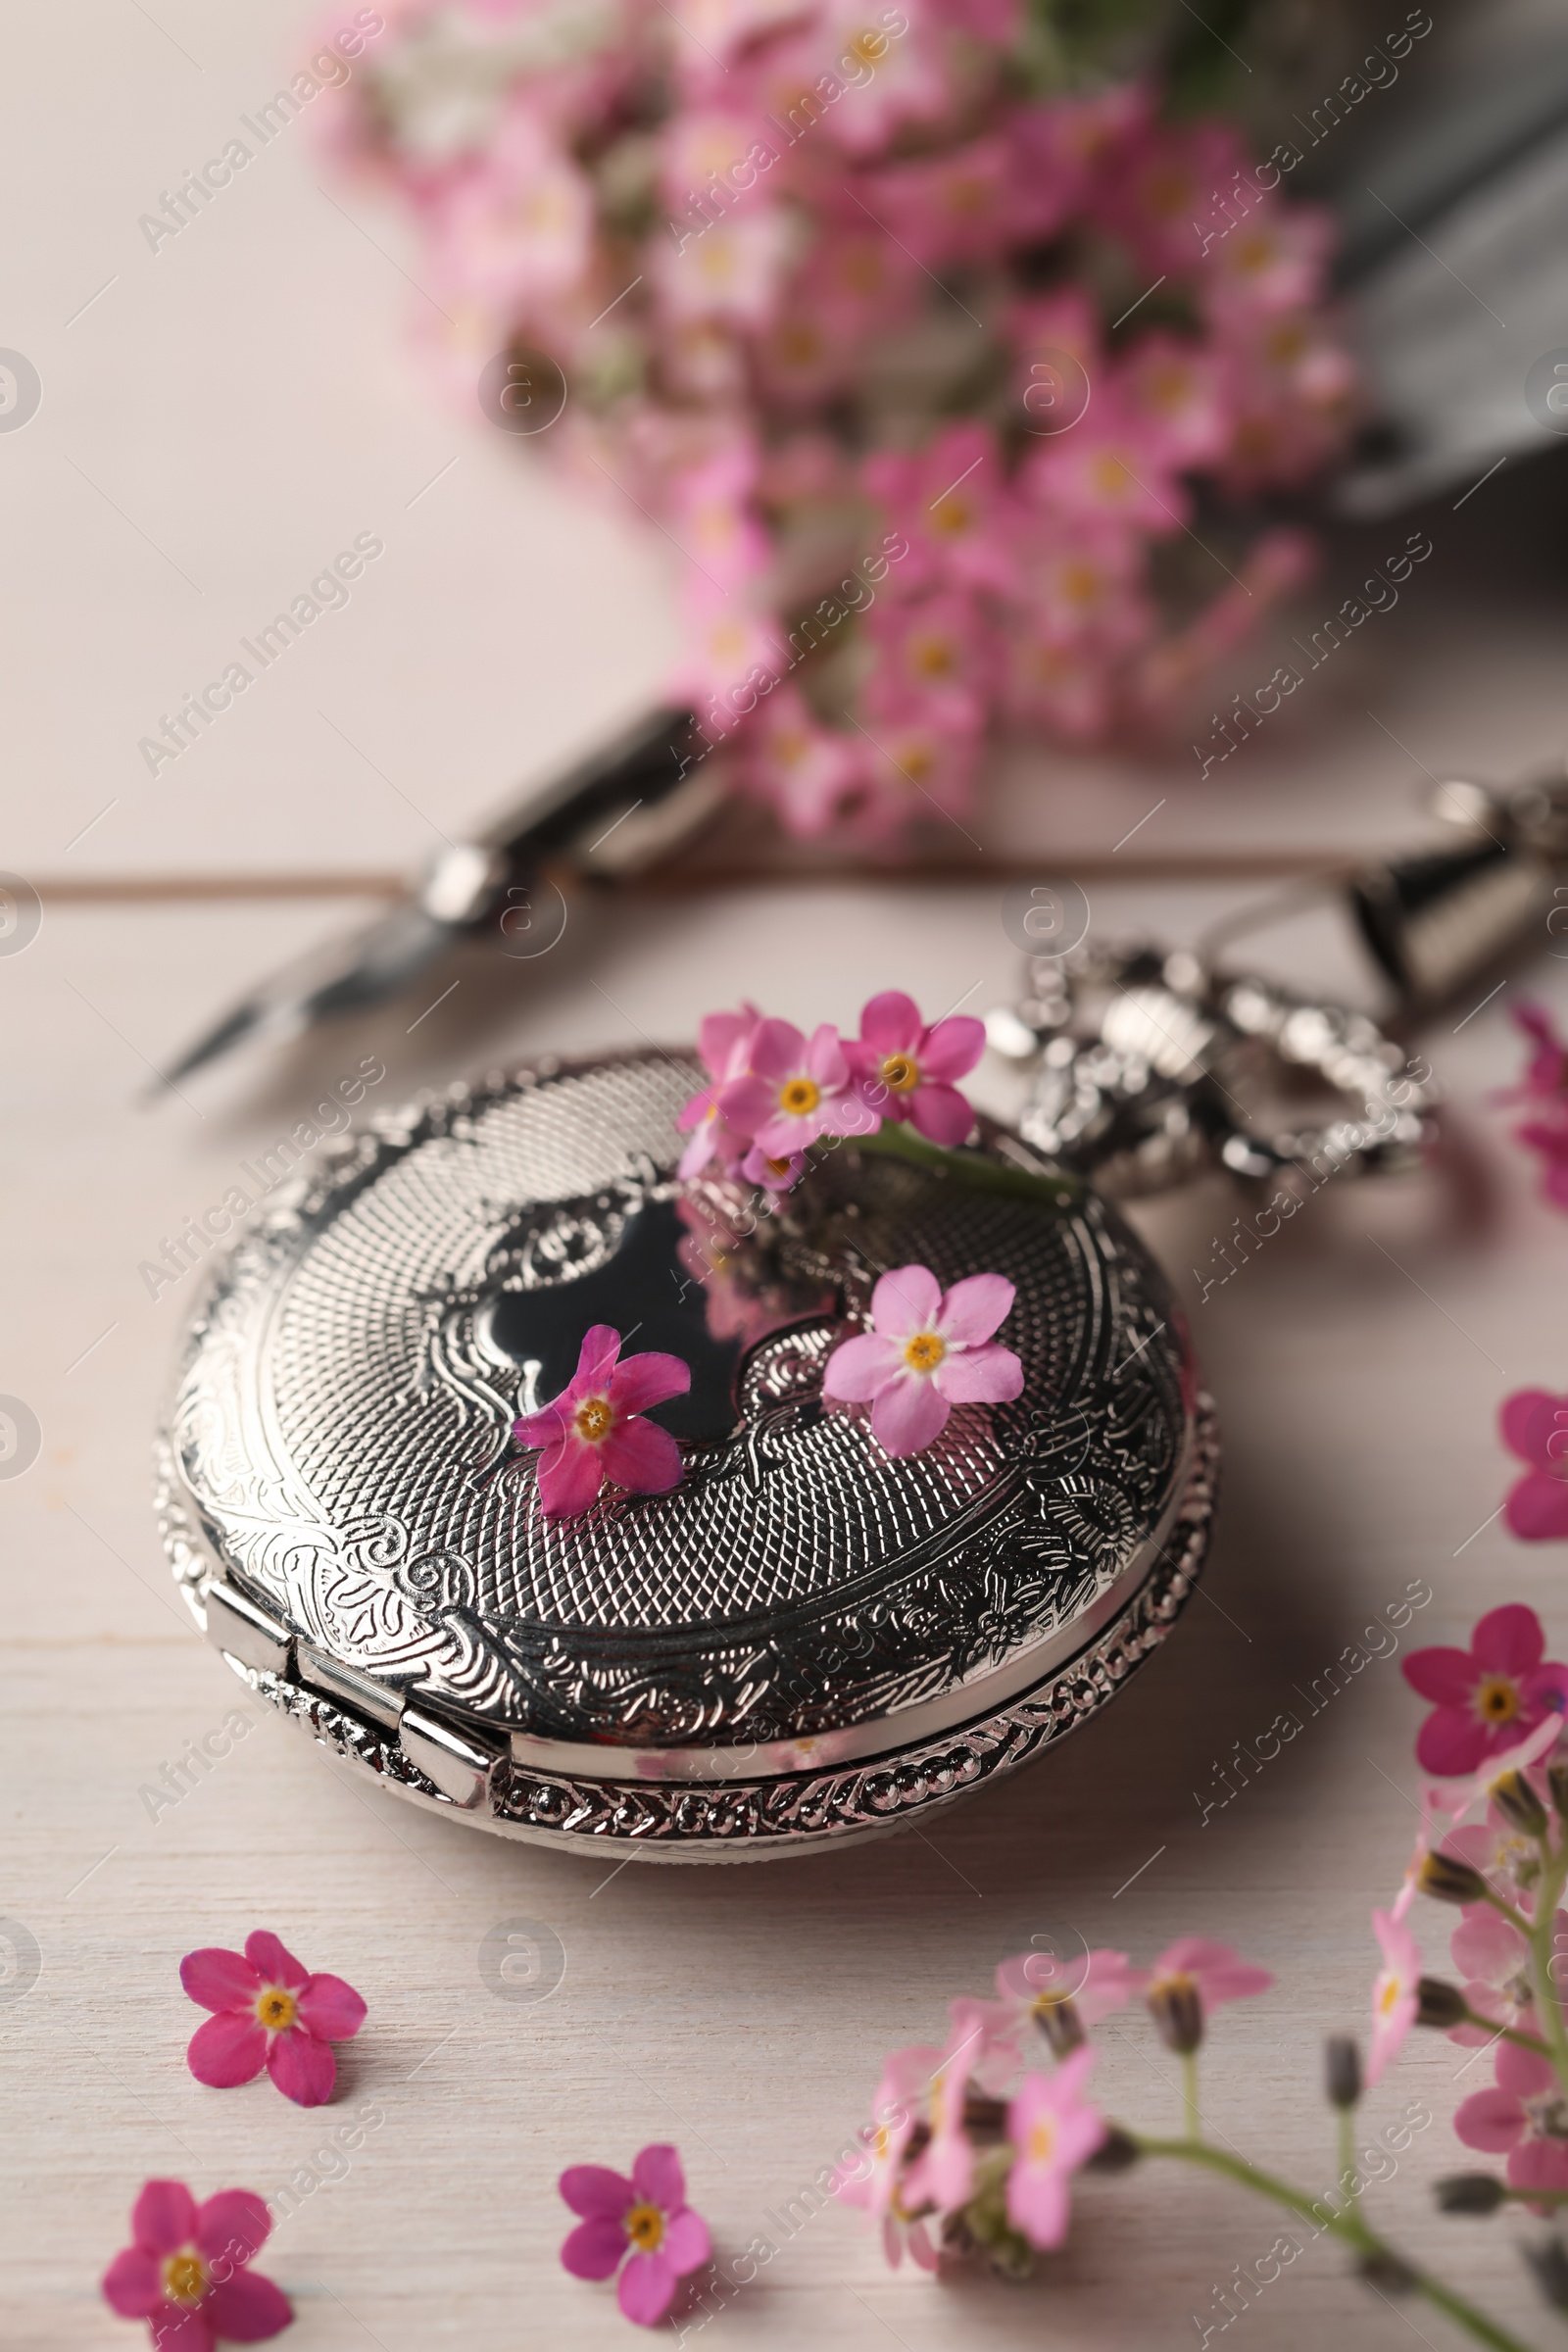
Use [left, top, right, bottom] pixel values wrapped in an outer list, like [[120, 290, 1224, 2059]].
[[103, 2180, 290, 2348], [822, 1263, 1023, 1457], [514, 1326, 691, 1518], [559, 2143, 710, 2327], [1401, 1603, 1568, 1771], [180, 1930, 366, 2108]]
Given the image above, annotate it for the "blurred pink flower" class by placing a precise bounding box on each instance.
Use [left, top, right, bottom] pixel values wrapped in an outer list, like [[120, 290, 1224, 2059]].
[[848, 709, 981, 839], [862, 423, 1014, 594], [1026, 406, 1189, 537], [1201, 201, 1335, 322], [1401, 1605, 1568, 1772], [1391, 1786, 1446, 1922], [514, 1326, 690, 1516], [559, 2144, 710, 2328], [843, 989, 984, 1146], [1135, 1937, 1274, 2029], [1100, 117, 1250, 277], [1447, 1902, 1548, 2046], [1017, 526, 1151, 651], [1455, 2042, 1568, 2195], [865, 590, 993, 731], [902, 2011, 982, 2216], [1444, 1712, 1565, 1823], [103, 2180, 289, 2349], [1501, 1394, 1568, 1539], [832, 2046, 932, 2221], [1005, 2051, 1106, 2248], [428, 103, 594, 318], [736, 687, 864, 836], [181, 1932, 365, 2109], [864, 136, 1014, 267], [1114, 332, 1230, 468], [822, 1263, 1021, 1456], [677, 1002, 761, 1178], [994, 1945, 1138, 2040], [1367, 1907, 1421, 2085], [719, 1017, 867, 1152]]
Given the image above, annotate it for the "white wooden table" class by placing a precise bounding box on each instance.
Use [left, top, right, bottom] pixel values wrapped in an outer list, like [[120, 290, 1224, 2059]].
[[8, 2, 1568, 2344]]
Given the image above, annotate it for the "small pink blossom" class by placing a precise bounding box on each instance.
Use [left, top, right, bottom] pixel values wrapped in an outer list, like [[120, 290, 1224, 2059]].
[[1005, 2050, 1105, 2248], [514, 1326, 690, 1516], [846, 710, 981, 840], [994, 1945, 1139, 2038], [180, 1932, 366, 2109], [864, 590, 993, 731], [1391, 1786, 1448, 1922], [843, 990, 984, 1147], [902, 2011, 982, 2217], [718, 1017, 868, 1154], [1455, 2041, 1568, 2195], [677, 1001, 761, 1179], [559, 2144, 710, 2328], [1443, 1712, 1565, 1824], [823, 1264, 1022, 1457], [831, 2046, 932, 2224], [1447, 1902, 1552, 2046], [1025, 405, 1189, 537], [1401, 1605, 1568, 1774], [1134, 1937, 1273, 2033], [862, 422, 1015, 594], [739, 1142, 807, 1195], [1367, 1908, 1421, 2086], [736, 687, 863, 838], [864, 137, 1015, 270], [102, 2180, 290, 2349], [1500, 1394, 1568, 1541]]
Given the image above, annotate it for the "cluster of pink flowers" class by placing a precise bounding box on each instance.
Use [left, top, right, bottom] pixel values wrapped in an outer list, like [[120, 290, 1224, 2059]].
[[1498, 1001, 1568, 1208], [323, 3, 1351, 837], [835, 1936, 1271, 2269], [104, 1933, 368, 2346], [677, 988, 984, 1181]]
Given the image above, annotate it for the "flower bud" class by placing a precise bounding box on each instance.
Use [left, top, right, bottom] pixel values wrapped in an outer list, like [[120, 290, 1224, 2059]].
[[1415, 1977, 1469, 2030], [1324, 2035, 1362, 2110], [1417, 1849, 1488, 1906], [1436, 2174, 1508, 2215], [1548, 1761, 1568, 1821], [1036, 1995, 1086, 2057], [1492, 1770, 1549, 1838], [1357, 2249, 1418, 2296], [1527, 2233, 1568, 2313], [961, 2092, 1008, 2139], [1148, 1978, 1203, 2055], [1085, 2125, 1141, 2173]]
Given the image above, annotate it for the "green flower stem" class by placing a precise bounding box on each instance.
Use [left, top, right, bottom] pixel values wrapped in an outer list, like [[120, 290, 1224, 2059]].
[[1336, 2109, 1362, 2237], [849, 1121, 1082, 1210], [1481, 1887, 1536, 1940], [1456, 2007, 1550, 2059], [1181, 2053, 1201, 2144], [1525, 1835, 1568, 2102], [1133, 2136, 1537, 2352]]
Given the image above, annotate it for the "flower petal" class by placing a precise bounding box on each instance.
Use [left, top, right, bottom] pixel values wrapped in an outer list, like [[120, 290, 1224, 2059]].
[[618, 2250, 676, 2327], [205, 2271, 292, 2343], [150, 2306, 216, 2352], [714, 1075, 774, 1138], [1401, 1647, 1480, 1706], [294, 1973, 367, 2042], [1510, 2138, 1568, 2192], [918, 1015, 986, 1082], [661, 2207, 710, 2276], [243, 1932, 308, 1991], [194, 2190, 271, 2266], [858, 991, 921, 1057], [513, 1400, 569, 1452], [266, 2025, 336, 2107], [179, 1947, 262, 2015], [600, 1415, 684, 1496], [1495, 2038, 1558, 2098], [561, 2216, 627, 2280], [804, 1022, 849, 1090], [935, 1272, 1015, 1348], [821, 1334, 904, 1402], [559, 2165, 634, 2221], [1500, 1390, 1565, 1469], [631, 2144, 686, 2211], [1450, 1906, 1525, 1983], [1453, 2087, 1524, 2153], [1523, 1661, 1568, 1718], [186, 2013, 268, 2090], [1472, 1605, 1546, 1678], [906, 1081, 976, 1147], [132, 2180, 197, 2256], [1504, 1472, 1568, 1542], [1415, 1708, 1490, 1778], [933, 1342, 1023, 1405], [537, 1438, 606, 1519], [102, 2248, 164, 2318], [574, 1326, 623, 1387], [746, 1017, 807, 1083], [869, 1265, 941, 1340], [609, 1351, 692, 1416], [870, 1374, 951, 1458]]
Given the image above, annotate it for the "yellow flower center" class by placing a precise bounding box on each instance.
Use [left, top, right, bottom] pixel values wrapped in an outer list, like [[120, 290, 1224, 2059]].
[[1145, 166, 1192, 217], [1090, 451, 1133, 499], [1475, 1676, 1520, 1723], [842, 246, 886, 295], [776, 323, 822, 367], [893, 740, 934, 783], [779, 1077, 819, 1115], [764, 1155, 793, 1178], [574, 1396, 613, 1443], [880, 1053, 919, 1093], [256, 1986, 295, 2031], [905, 1332, 945, 1373], [1377, 1972, 1403, 2016], [164, 2254, 207, 2306], [1060, 559, 1102, 608], [910, 633, 956, 678], [930, 495, 972, 538], [1266, 318, 1308, 366], [1027, 2116, 1055, 2164], [1233, 230, 1275, 273], [625, 2203, 664, 2251]]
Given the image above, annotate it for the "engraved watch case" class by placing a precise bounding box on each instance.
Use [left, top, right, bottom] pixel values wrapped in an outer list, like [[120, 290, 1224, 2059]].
[[156, 1049, 1216, 1860]]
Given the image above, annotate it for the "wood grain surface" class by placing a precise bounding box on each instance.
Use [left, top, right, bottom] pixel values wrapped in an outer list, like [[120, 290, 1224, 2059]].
[[4, 878, 1567, 2351]]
